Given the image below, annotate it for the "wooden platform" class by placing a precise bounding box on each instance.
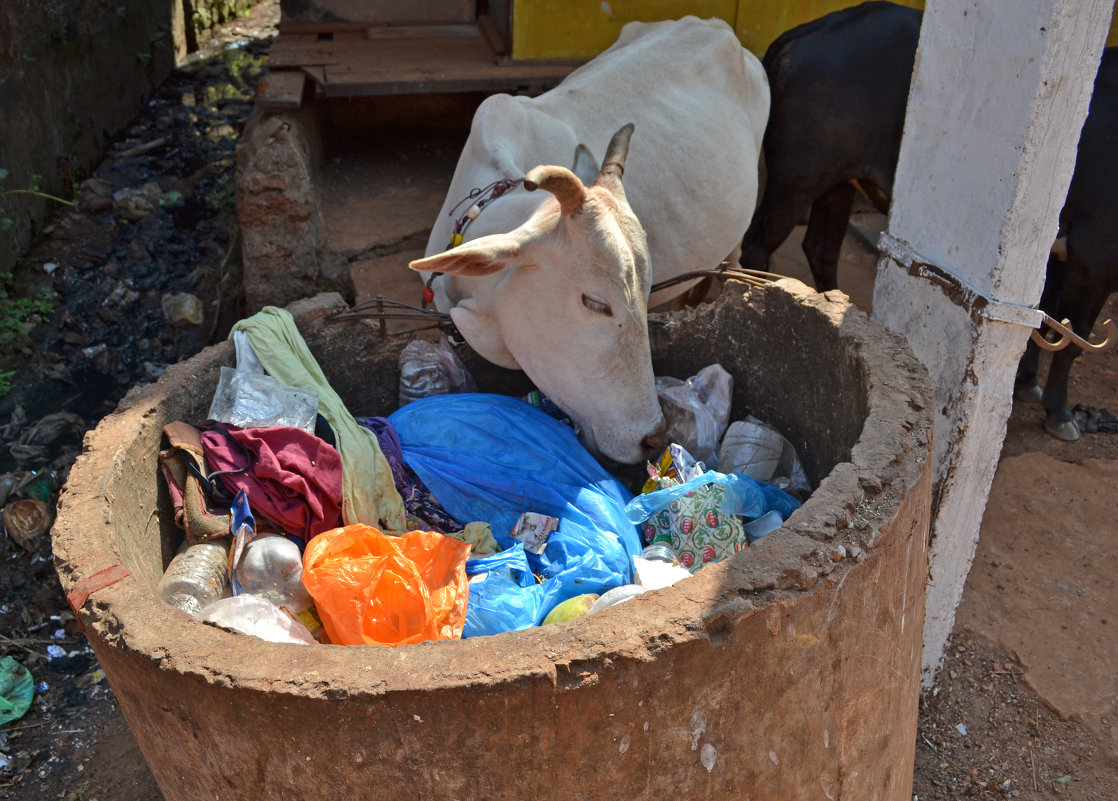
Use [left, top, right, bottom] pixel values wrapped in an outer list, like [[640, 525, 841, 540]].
[[258, 19, 581, 109]]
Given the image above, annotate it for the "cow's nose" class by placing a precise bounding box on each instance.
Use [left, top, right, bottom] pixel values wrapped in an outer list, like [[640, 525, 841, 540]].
[[641, 419, 669, 459]]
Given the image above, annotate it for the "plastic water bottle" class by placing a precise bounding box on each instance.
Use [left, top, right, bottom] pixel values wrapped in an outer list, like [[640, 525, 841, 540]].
[[640, 543, 678, 563], [156, 540, 231, 616], [236, 535, 314, 613]]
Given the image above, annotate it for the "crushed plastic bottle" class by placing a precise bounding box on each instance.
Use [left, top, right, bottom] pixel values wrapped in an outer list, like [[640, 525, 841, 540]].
[[155, 540, 231, 616], [236, 535, 314, 613]]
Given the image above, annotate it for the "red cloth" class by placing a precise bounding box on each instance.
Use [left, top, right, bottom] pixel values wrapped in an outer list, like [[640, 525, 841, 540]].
[[200, 424, 343, 542]]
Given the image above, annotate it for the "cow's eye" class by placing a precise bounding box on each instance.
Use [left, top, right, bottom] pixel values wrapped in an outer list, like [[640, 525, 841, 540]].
[[582, 293, 612, 316]]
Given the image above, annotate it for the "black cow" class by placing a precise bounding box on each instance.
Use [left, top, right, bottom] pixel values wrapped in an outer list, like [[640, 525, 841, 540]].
[[1014, 48, 1118, 440], [740, 1, 920, 291], [740, 1, 1117, 441]]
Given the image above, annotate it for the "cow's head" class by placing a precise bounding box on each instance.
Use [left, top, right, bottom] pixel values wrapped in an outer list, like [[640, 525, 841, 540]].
[[410, 125, 666, 464]]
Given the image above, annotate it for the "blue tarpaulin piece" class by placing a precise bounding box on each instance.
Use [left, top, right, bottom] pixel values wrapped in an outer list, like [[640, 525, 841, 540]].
[[390, 394, 642, 633]]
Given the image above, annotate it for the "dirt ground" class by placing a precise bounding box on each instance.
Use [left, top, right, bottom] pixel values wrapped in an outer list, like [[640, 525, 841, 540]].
[[2, 4, 1117, 798]]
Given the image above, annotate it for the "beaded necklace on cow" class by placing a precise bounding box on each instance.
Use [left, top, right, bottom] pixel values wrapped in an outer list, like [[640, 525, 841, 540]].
[[421, 178, 524, 309]]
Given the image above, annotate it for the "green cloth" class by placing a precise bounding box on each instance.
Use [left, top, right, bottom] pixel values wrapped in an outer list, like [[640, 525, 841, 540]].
[[0, 656, 34, 726], [231, 307, 406, 533]]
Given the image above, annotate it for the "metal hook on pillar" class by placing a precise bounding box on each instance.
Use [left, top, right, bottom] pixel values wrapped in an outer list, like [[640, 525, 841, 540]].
[[1029, 313, 1116, 353]]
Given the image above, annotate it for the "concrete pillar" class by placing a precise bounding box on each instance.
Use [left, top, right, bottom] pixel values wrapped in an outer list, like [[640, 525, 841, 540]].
[[871, 0, 1112, 685]]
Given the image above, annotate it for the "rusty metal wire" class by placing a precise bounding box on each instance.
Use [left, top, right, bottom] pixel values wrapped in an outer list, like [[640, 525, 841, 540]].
[[328, 265, 779, 337], [1029, 313, 1115, 354]]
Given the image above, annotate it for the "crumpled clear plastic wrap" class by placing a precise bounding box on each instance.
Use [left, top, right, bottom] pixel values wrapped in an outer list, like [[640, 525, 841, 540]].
[[397, 336, 477, 406], [656, 364, 733, 466], [199, 594, 318, 645], [207, 366, 319, 432]]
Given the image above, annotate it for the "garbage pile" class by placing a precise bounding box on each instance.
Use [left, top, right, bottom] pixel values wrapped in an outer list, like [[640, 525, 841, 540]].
[[155, 307, 811, 647]]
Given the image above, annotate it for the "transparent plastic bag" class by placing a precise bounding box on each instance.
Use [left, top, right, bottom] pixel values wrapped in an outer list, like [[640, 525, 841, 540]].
[[199, 595, 318, 645], [589, 584, 647, 614], [656, 364, 733, 465], [208, 366, 319, 432], [718, 416, 812, 497], [398, 336, 476, 406]]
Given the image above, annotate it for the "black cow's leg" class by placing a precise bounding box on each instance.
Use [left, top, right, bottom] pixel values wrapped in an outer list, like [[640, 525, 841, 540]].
[[802, 181, 856, 291], [1014, 255, 1064, 403], [1014, 339, 1044, 403], [1040, 258, 1108, 441], [741, 188, 816, 274]]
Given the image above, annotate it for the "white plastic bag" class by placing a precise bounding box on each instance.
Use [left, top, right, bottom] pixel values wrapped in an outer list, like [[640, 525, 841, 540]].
[[718, 416, 812, 497], [656, 364, 733, 465]]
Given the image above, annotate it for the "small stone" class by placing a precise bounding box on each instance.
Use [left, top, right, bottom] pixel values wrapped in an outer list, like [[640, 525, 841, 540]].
[[162, 293, 204, 326], [700, 742, 716, 772], [127, 240, 151, 262]]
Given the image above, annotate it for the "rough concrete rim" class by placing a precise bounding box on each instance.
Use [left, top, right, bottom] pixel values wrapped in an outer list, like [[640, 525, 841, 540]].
[[52, 279, 933, 699]]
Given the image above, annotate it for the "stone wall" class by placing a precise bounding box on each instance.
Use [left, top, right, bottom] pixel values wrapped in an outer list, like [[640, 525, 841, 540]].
[[0, 0, 256, 275]]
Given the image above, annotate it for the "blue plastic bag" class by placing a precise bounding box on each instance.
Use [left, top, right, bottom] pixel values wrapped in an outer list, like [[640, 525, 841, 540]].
[[626, 470, 800, 523], [462, 544, 561, 637], [625, 470, 801, 571], [389, 394, 642, 627]]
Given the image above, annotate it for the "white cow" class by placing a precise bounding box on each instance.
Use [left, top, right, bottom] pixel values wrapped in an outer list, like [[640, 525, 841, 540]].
[[411, 16, 769, 464]]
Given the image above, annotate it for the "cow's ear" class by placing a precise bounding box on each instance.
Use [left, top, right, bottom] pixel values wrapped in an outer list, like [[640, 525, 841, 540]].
[[449, 303, 520, 369], [572, 144, 599, 186], [409, 233, 521, 277]]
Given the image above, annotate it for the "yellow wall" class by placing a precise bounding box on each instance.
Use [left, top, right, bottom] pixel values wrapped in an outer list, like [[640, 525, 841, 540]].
[[511, 0, 1117, 61]]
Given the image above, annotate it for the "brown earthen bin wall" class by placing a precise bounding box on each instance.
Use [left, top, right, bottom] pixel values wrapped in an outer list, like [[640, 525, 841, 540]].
[[53, 280, 933, 800]]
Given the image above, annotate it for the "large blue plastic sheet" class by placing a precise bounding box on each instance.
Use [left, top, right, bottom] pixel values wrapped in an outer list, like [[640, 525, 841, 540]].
[[389, 394, 642, 631]]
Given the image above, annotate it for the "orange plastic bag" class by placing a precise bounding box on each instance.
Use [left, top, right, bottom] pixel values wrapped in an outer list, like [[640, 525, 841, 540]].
[[302, 524, 470, 646]]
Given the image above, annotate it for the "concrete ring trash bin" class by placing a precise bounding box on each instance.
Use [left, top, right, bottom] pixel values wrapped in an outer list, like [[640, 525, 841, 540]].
[[53, 278, 933, 800]]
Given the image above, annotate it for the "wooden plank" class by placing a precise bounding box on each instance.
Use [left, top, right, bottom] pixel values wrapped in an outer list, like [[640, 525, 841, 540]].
[[267, 37, 365, 69], [323, 54, 577, 97], [303, 66, 327, 87], [363, 24, 480, 39], [266, 25, 579, 99], [279, 0, 474, 24], [477, 14, 509, 56], [267, 27, 486, 68], [256, 69, 307, 110]]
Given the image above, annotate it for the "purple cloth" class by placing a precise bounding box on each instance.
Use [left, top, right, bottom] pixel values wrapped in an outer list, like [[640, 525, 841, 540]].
[[360, 417, 463, 534]]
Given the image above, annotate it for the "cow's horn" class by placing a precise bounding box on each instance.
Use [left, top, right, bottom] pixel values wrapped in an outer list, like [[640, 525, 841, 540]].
[[524, 165, 585, 215], [595, 123, 635, 187]]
